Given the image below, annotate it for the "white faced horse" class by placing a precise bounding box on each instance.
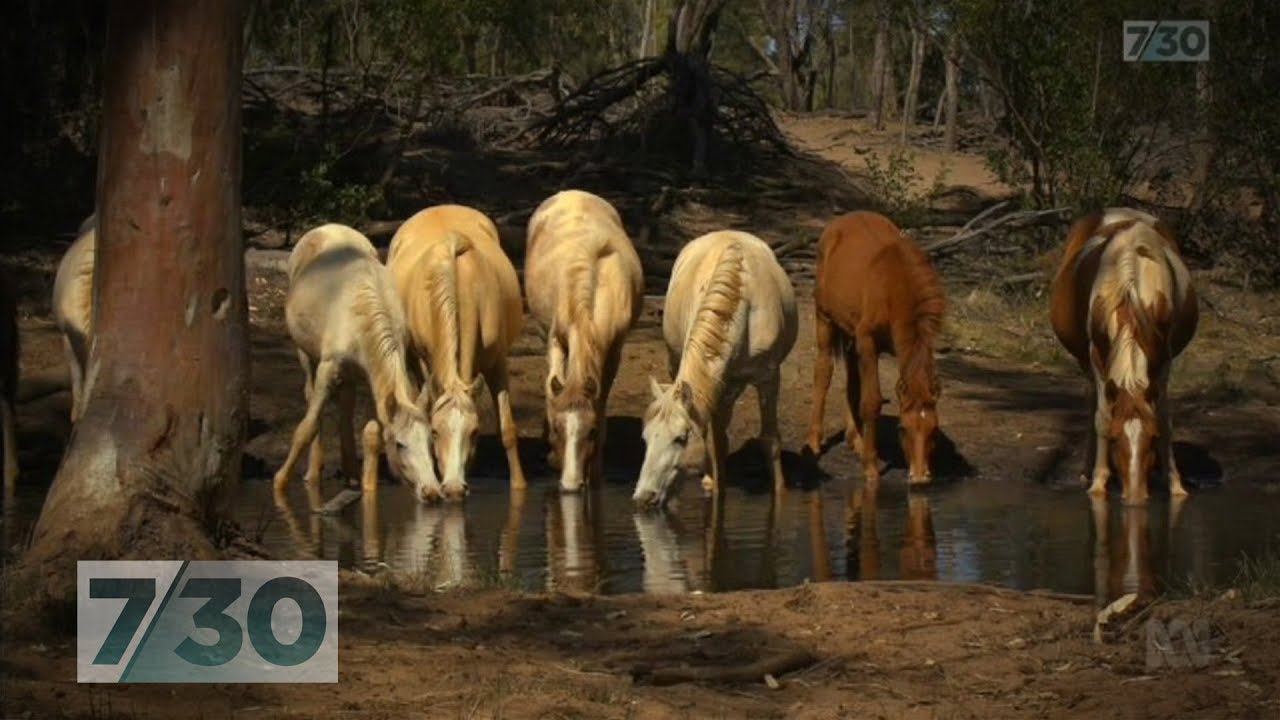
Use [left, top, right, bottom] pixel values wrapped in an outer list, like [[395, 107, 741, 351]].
[[633, 230, 798, 509], [386, 204, 527, 501], [274, 223, 438, 501], [524, 190, 643, 492]]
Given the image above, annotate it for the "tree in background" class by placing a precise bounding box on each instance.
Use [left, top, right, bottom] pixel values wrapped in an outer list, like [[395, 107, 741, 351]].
[[20, 0, 248, 602]]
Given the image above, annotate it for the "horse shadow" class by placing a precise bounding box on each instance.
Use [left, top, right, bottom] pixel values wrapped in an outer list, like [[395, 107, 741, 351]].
[[803, 414, 975, 486]]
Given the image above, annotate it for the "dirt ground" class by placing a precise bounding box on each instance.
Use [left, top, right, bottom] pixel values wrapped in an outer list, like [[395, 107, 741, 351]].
[[3, 114, 1280, 718]]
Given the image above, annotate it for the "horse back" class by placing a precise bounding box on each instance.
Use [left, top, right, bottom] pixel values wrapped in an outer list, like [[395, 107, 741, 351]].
[[814, 211, 934, 339]]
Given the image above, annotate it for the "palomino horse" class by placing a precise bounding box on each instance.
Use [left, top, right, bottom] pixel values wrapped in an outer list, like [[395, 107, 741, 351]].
[[1, 272, 18, 488], [1049, 208, 1198, 504], [387, 204, 527, 500], [633, 230, 798, 508], [524, 190, 644, 492], [805, 211, 946, 485], [273, 223, 438, 501], [51, 216, 96, 424]]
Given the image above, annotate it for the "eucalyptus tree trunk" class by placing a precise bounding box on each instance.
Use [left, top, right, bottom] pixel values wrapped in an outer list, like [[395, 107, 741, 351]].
[[943, 32, 960, 151], [23, 0, 248, 599], [666, 0, 728, 176], [869, 0, 891, 129], [900, 17, 926, 144]]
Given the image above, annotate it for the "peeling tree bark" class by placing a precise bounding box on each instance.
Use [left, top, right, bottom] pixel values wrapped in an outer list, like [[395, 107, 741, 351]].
[[869, 0, 891, 129], [22, 0, 248, 600], [900, 15, 926, 144], [943, 32, 960, 152]]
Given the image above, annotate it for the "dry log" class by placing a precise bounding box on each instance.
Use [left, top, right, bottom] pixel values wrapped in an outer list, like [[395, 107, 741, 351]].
[[632, 649, 817, 686]]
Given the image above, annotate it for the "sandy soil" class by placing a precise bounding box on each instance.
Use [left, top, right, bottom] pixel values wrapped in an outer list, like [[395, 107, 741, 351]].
[[3, 114, 1280, 718]]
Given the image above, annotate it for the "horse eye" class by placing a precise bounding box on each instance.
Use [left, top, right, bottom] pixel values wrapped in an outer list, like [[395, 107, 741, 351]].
[[675, 433, 688, 446]]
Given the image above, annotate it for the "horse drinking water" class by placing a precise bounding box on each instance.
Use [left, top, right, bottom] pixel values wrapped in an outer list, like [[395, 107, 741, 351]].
[[525, 190, 644, 492], [273, 223, 438, 501], [805, 211, 946, 485], [387, 204, 528, 500], [633, 230, 798, 509], [1049, 208, 1198, 504]]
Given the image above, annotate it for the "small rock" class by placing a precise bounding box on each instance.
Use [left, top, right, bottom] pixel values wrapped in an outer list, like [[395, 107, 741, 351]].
[[606, 610, 627, 621], [764, 673, 781, 690], [1006, 638, 1027, 650], [1218, 588, 1241, 602], [923, 610, 940, 621]]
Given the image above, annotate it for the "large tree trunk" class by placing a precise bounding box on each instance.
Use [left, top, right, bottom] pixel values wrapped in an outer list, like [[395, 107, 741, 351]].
[[869, 0, 891, 129], [900, 17, 926, 144], [21, 0, 248, 600], [943, 32, 960, 151], [666, 0, 727, 176]]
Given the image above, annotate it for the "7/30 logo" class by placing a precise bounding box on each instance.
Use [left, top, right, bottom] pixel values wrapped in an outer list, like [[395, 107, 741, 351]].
[[78, 560, 337, 683]]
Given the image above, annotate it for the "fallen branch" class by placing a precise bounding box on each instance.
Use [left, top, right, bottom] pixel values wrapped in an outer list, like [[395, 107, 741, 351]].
[[924, 206, 1071, 256], [632, 649, 817, 686], [852, 580, 1096, 605]]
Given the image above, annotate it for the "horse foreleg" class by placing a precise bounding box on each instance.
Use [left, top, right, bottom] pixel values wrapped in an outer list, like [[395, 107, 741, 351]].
[[805, 309, 836, 456], [337, 373, 358, 483], [843, 335, 864, 455], [296, 349, 326, 487], [275, 358, 339, 495], [757, 367, 786, 494], [1158, 377, 1186, 497], [855, 332, 882, 483], [1088, 378, 1112, 495], [593, 341, 625, 485], [485, 360, 527, 490]]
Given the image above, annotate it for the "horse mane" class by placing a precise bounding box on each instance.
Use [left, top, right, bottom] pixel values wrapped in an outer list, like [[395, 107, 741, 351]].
[[1091, 223, 1175, 394], [679, 239, 747, 418], [348, 270, 419, 422], [894, 238, 946, 404], [422, 231, 471, 386]]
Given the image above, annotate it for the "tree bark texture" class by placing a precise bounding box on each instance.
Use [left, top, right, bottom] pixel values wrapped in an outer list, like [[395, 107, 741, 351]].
[[869, 0, 891, 129], [901, 19, 925, 144], [943, 33, 960, 151], [25, 0, 248, 594]]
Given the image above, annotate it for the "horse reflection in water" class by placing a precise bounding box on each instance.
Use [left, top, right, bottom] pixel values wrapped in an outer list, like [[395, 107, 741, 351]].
[[632, 494, 741, 593], [844, 484, 938, 581], [1090, 494, 1186, 606], [544, 489, 609, 593]]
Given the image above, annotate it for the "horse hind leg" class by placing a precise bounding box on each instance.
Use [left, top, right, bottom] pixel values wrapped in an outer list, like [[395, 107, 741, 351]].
[[757, 367, 786, 494], [276, 357, 339, 495], [1087, 377, 1112, 495], [593, 341, 626, 484], [64, 333, 85, 424], [805, 308, 837, 456], [337, 369, 359, 483], [853, 331, 881, 483], [1157, 378, 1186, 497], [485, 358, 527, 490]]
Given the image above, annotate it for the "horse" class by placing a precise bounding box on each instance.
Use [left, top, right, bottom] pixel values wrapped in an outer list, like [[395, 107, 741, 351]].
[[273, 223, 439, 502], [1049, 208, 1198, 504], [387, 204, 527, 500], [804, 211, 947, 485], [632, 230, 798, 509], [51, 218, 96, 424], [524, 190, 644, 492], [1, 271, 18, 488]]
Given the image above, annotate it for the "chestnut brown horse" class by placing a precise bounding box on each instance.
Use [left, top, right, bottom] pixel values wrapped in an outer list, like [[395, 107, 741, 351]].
[[1049, 208, 1198, 504], [805, 211, 946, 485]]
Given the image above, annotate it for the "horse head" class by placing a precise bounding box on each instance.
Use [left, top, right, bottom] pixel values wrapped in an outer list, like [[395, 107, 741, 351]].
[[547, 373, 600, 492], [384, 390, 441, 504], [634, 378, 707, 509], [896, 362, 941, 485], [430, 377, 484, 501], [1106, 380, 1159, 505]]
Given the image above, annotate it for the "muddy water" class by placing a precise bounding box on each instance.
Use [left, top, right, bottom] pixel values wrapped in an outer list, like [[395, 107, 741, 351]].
[[203, 464, 1280, 605]]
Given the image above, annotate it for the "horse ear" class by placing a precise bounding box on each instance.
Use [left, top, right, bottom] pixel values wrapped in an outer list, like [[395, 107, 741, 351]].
[[895, 376, 907, 399], [678, 380, 695, 410], [549, 375, 565, 397], [469, 376, 484, 396], [1104, 379, 1119, 402], [583, 375, 598, 398], [649, 376, 664, 399], [931, 377, 942, 400]]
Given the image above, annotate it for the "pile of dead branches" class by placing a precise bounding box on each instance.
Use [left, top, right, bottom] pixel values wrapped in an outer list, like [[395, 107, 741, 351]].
[[527, 57, 792, 169]]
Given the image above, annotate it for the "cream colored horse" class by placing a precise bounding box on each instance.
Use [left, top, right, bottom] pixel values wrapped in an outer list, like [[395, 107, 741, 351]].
[[51, 216, 96, 423], [387, 205, 527, 500], [524, 190, 643, 492], [274, 223, 438, 501], [633, 230, 798, 509]]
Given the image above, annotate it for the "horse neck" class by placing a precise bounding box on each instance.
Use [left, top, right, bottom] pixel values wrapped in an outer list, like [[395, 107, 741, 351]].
[[675, 244, 747, 420], [892, 318, 937, 405], [346, 279, 415, 425]]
